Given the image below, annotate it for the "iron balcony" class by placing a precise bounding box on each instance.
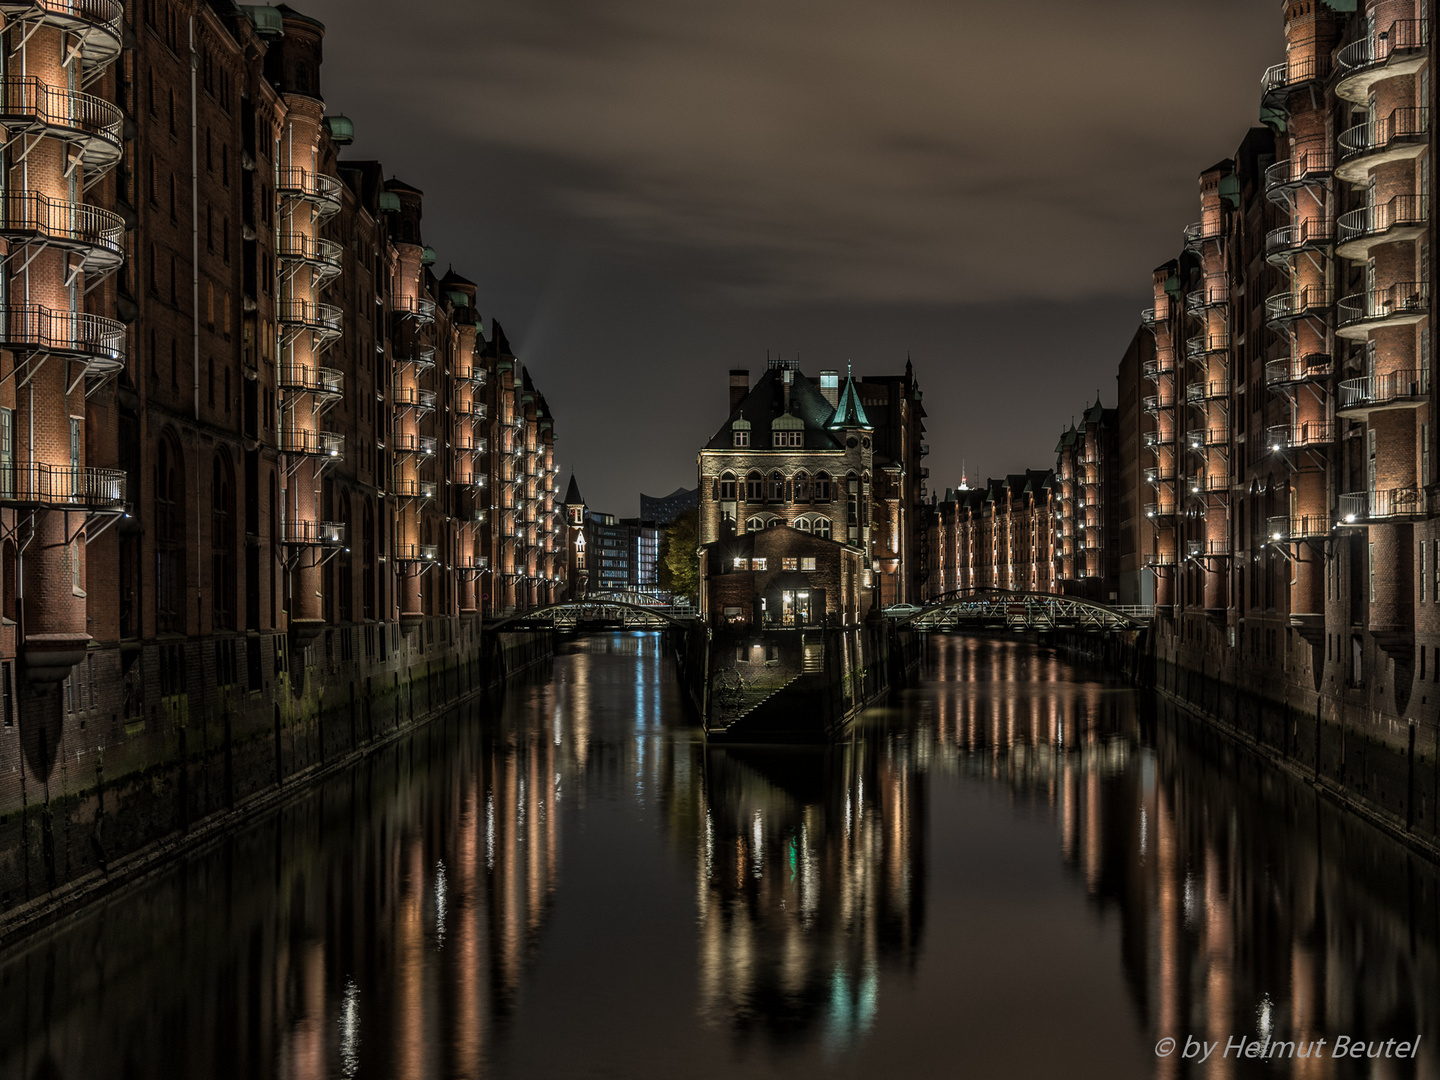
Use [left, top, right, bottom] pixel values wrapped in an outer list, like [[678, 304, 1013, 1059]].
[[0, 76, 123, 178], [1188, 473, 1231, 495], [1143, 429, 1176, 448], [1264, 285, 1333, 327], [279, 364, 343, 397], [1260, 52, 1330, 110], [394, 544, 439, 563], [454, 436, 488, 455], [0, 462, 125, 510], [1268, 515, 1329, 542], [1267, 421, 1336, 450], [1265, 353, 1332, 390], [282, 521, 346, 547], [393, 384, 437, 413], [0, 189, 125, 275], [0, 0, 124, 68], [1264, 218, 1334, 265], [1183, 220, 1224, 251], [1143, 392, 1175, 414], [1336, 282, 1429, 338], [1336, 19, 1430, 104], [276, 232, 344, 282], [1335, 195, 1428, 259], [1186, 539, 1231, 558], [1144, 500, 1177, 519], [1186, 332, 1230, 361], [1143, 551, 1178, 567], [276, 167, 343, 220], [277, 299, 343, 339], [394, 479, 438, 501], [1185, 287, 1229, 317], [280, 429, 344, 459], [1186, 426, 1230, 450], [1336, 108, 1430, 183], [0, 303, 124, 373], [1143, 348, 1176, 381], [1143, 465, 1176, 486], [394, 295, 437, 325], [393, 434, 437, 457], [412, 345, 436, 372], [1338, 368, 1429, 416], [456, 362, 487, 386], [1264, 143, 1334, 203], [1339, 488, 1427, 522], [454, 398, 488, 420], [1186, 379, 1229, 406]]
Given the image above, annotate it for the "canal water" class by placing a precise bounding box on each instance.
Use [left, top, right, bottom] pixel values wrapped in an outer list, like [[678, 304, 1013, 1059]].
[[1, 635, 1436, 1080]]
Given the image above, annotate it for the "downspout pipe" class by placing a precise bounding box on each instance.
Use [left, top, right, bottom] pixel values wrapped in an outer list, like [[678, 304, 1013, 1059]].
[[191, 16, 202, 630]]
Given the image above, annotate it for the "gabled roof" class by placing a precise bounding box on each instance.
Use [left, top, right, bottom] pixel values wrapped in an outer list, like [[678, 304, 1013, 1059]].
[[828, 374, 871, 429], [703, 369, 845, 451], [564, 473, 584, 506]]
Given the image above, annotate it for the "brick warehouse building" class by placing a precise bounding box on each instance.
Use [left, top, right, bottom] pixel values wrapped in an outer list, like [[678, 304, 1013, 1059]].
[[695, 357, 928, 625], [0, 0, 562, 909], [924, 471, 1056, 599]]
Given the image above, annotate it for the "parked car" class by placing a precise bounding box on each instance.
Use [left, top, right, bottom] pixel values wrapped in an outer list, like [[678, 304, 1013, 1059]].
[[882, 604, 923, 617]]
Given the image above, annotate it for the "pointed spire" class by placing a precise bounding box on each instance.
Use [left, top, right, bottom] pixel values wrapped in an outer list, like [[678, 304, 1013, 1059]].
[[563, 470, 584, 507], [828, 370, 871, 430]]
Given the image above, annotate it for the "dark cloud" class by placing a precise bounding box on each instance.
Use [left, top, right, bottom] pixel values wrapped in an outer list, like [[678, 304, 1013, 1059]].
[[299, 0, 1279, 513]]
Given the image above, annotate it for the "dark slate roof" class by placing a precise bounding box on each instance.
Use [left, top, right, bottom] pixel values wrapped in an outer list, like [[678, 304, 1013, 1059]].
[[828, 374, 871, 429], [385, 177, 423, 195], [492, 320, 514, 358], [704, 369, 845, 451], [564, 474, 584, 506]]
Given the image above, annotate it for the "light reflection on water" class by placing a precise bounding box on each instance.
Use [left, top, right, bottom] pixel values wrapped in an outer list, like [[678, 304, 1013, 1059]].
[[0, 634, 1435, 1080]]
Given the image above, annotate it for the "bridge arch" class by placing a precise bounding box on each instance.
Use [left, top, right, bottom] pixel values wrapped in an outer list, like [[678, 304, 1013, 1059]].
[[899, 589, 1145, 632]]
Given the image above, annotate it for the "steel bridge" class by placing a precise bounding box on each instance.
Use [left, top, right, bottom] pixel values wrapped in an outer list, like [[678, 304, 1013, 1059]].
[[896, 589, 1148, 633], [490, 591, 698, 632]]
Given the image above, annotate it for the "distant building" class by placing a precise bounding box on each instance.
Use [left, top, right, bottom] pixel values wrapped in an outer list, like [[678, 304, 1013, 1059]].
[[640, 487, 698, 526], [925, 472, 1056, 599], [1054, 400, 1122, 603], [619, 519, 662, 589], [561, 476, 659, 595]]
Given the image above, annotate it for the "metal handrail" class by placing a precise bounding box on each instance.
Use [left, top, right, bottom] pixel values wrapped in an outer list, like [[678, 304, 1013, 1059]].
[[394, 544, 438, 562], [1143, 393, 1175, 413], [1183, 220, 1224, 248], [1268, 421, 1335, 449], [276, 167, 343, 211], [1143, 466, 1176, 485], [394, 480, 437, 500], [1337, 19, 1429, 72], [1265, 353, 1331, 387], [455, 399, 488, 419], [393, 434, 436, 456], [0, 303, 124, 366], [0, 75, 122, 148], [1261, 52, 1331, 93], [1265, 285, 1333, 322], [1264, 144, 1334, 193], [1186, 332, 1230, 359], [279, 428, 344, 458], [393, 384, 436, 411], [1143, 552, 1178, 567], [1339, 368, 1429, 409], [394, 295, 436, 323], [1265, 217, 1334, 254], [1143, 429, 1175, 447], [0, 189, 124, 264], [279, 364, 343, 395], [1338, 107, 1429, 159], [1185, 287, 1229, 315], [0, 461, 125, 509], [1144, 501, 1176, 518], [277, 299, 343, 335], [454, 436, 488, 454], [1337, 282, 1429, 325], [282, 521, 346, 546], [1337, 195, 1428, 244], [456, 472, 488, 488], [1268, 515, 1329, 541], [1186, 426, 1230, 449], [1340, 488, 1426, 522], [276, 232, 343, 269]]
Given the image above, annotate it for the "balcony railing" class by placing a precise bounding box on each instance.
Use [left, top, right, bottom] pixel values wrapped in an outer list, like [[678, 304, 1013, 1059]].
[[394, 295, 436, 324], [0, 461, 124, 509], [277, 299, 343, 338], [456, 362, 488, 386], [394, 479, 437, 501], [454, 399, 488, 419], [394, 544, 439, 563], [1264, 285, 1333, 324], [393, 434, 437, 457], [0, 304, 124, 371], [1268, 515, 1329, 542], [0, 189, 124, 272], [282, 520, 346, 546], [1143, 429, 1176, 448], [276, 232, 343, 279], [0, 76, 122, 174], [1185, 287, 1228, 316], [455, 554, 490, 572], [1186, 379, 1229, 405], [1336, 195, 1428, 254], [1340, 488, 1426, 522], [456, 472, 488, 489], [1337, 282, 1428, 332], [1338, 368, 1429, 411], [1264, 218, 1334, 259], [1143, 392, 1175, 413], [393, 384, 437, 412], [1338, 107, 1429, 167], [1186, 426, 1230, 450], [1186, 332, 1230, 360], [0, 1, 124, 65], [280, 428, 344, 459], [1144, 501, 1177, 519], [1186, 540, 1231, 558], [1141, 305, 1171, 328], [276, 167, 343, 218], [411, 345, 436, 372], [278, 364, 343, 396], [1188, 473, 1230, 494], [1267, 421, 1335, 450], [1336, 20, 1430, 100], [1143, 465, 1176, 485], [1265, 353, 1331, 389], [1144, 552, 1178, 568], [1183, 220, 1224, 250], [1260, 52, 1331, 97], [1143, 349, 1176, 380], [1264, 143, 1334, 199]]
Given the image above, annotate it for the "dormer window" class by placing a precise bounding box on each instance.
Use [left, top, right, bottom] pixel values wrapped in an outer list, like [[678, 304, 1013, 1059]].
[[773, 431, 802, 448], [733, 429, 750, 447]]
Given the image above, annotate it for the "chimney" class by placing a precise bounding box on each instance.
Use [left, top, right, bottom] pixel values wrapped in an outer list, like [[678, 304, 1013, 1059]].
[[782, 367, 793, 412], [729, 369, 749, 413], [820, 370, 840, 408]]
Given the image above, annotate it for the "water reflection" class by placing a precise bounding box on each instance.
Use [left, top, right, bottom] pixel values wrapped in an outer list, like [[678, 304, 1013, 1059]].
[[0, 635, 1435, 1079]]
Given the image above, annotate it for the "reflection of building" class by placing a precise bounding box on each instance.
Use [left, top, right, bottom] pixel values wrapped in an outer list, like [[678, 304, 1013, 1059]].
[[694, 741, 925, 1045]]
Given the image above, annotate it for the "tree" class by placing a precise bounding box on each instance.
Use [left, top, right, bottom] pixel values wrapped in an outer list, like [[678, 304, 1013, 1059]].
[[657, 508, 700, 599]]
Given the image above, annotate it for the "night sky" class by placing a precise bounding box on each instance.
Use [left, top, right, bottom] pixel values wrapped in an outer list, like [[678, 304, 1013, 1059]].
[[298, 0, 1279, 518]]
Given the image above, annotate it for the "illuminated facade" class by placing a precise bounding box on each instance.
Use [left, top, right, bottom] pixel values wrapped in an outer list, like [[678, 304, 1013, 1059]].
[[0, 1, 562, 873], [924, 471, 1056, 599]]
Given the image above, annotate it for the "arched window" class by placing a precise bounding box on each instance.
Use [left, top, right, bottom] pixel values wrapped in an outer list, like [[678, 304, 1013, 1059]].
[[793, 472, 811, 503], [768, 471, 784, 501], [745, 471, 764, 502], [813, 517, 832, 540], [794, 517, 812, 533], [766, 517, 783, 529], [813, 472, 832, 502], [719, 471, 737, 500], [746, 517, 766, 532]]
